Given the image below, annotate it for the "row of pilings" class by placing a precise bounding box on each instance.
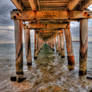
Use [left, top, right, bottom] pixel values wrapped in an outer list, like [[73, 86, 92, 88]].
[[11, 19, 88, 82]]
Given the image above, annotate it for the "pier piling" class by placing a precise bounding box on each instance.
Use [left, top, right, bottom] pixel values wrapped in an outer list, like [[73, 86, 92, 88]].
[[60, 31, 65, 58], [64, 24, 75, 71], [79, 19, 88, 76], [34, 32, 37, 59], [14, 20, 25, 81], [24, 29, 32, 69]]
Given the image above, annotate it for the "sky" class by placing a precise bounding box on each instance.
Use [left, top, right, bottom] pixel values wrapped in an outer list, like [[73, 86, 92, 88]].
[[0, 1, 92, 43]]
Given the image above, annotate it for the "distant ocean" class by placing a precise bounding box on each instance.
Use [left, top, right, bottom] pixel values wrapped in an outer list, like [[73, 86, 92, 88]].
[[0, 42, 92, 76]]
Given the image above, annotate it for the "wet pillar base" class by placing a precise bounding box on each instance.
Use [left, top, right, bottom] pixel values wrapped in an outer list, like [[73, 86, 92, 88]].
[[60, 49, 65, 58], [24, 29, 32, 70], [10, 75, 26, 83], [79, 56, 87, 76], [67, 56, 75, 71]]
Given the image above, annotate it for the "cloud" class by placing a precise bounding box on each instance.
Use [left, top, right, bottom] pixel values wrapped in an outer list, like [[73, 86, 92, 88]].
[[0, 0, 15, 26], [0, 25, 14, 31], [0, 29, 14, 44], [0, 1, 92, 43]]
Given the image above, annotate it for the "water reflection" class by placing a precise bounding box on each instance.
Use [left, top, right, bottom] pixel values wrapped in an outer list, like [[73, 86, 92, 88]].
[[0, 44, 92, 92]]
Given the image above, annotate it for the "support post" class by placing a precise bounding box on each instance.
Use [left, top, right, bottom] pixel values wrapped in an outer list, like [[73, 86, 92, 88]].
[[64, 24, 75, 71], [56, 36, 59, 52], [79, 19, 88, 76], [34, 31, 37, 59], [60, 31, 65, 58], [11, 20, 26, 82], [24, 29, 32, 69], [58, 34, 61, 52]]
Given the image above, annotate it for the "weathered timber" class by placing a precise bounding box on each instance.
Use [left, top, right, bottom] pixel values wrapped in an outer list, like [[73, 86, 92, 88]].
[[28, 0, 37, 10], [67, 0, 80, 10], [11, 10, 91, 20], [24, 23, 67, 29], [24, 29, 32, 68], [57, 34, 61, 52], [81, 0, 92, 10], [34, 32, 40, 58], [40, 2, 68, 7], [79, 19, 88, 76], [11, 0, 91, 11], [34, 31, 37, 59], [60, 31, 65, 58], [34, 31, 37, 52], [14, 20, 24, 77], [64, 24, 75, 71], [11, 0, 23, 10]]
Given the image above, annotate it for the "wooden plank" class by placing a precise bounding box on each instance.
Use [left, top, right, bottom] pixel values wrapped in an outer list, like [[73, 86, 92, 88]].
[[64, 24, 75, 71], [11, 0, 23, 10], [67, 0, 80, 10], [40, 0, 69, 3], [40, 2, 67, 7], [11, 10, 91, 20], [24, 23, 67, 29], [28, 0, 37, 10], [24, 29, 32, 69], [79, 19, 88, 76]]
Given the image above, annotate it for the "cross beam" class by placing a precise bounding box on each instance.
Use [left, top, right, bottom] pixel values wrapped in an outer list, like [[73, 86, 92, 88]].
[[11, 10, 91, 20], [24, 23, 67, 29]]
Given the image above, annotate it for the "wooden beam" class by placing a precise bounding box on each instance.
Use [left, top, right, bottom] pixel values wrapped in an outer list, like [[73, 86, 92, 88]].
[[11, 0, 23, 10], [79, 19, 88, 75], [40, 0, 69, 3], [40, 2, 67, 7], [24, 23, 67, 29], [67, 0, 80, 10], [11, 10, 91, 20], [69, 11, 90, 19], [28, 0, 37, 10], [81, 0, 92, 10], [11, 10, 68, 20]]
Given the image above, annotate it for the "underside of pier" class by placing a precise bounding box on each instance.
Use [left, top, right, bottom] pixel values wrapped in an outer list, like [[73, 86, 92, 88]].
[[10, 0, 92, 83]]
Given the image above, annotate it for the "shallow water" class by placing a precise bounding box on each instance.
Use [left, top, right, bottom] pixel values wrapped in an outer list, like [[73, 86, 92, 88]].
[[0, 42, 92, 92]]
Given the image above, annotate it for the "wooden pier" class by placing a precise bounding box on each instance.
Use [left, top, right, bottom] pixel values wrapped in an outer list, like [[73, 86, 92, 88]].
[[10, 0, 92, 82]]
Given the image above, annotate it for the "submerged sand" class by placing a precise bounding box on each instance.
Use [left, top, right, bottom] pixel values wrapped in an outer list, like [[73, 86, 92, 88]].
[[0, 45, 92, 92]]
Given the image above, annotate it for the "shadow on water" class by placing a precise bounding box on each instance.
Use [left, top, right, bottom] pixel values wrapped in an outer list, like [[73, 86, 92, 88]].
[[0, 44, 92, 92]]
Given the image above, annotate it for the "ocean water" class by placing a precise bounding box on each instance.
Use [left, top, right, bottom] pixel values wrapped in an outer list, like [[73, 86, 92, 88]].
[[0, 42, 92, 75], [0, 42, 92, 92]]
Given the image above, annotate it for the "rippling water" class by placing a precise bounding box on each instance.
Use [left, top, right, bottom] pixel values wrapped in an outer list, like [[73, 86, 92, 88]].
[[0, 42, 92, 92]]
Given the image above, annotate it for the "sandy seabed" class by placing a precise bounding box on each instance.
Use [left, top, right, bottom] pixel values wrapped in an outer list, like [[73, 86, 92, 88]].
[[0, 46, 92, 92]]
